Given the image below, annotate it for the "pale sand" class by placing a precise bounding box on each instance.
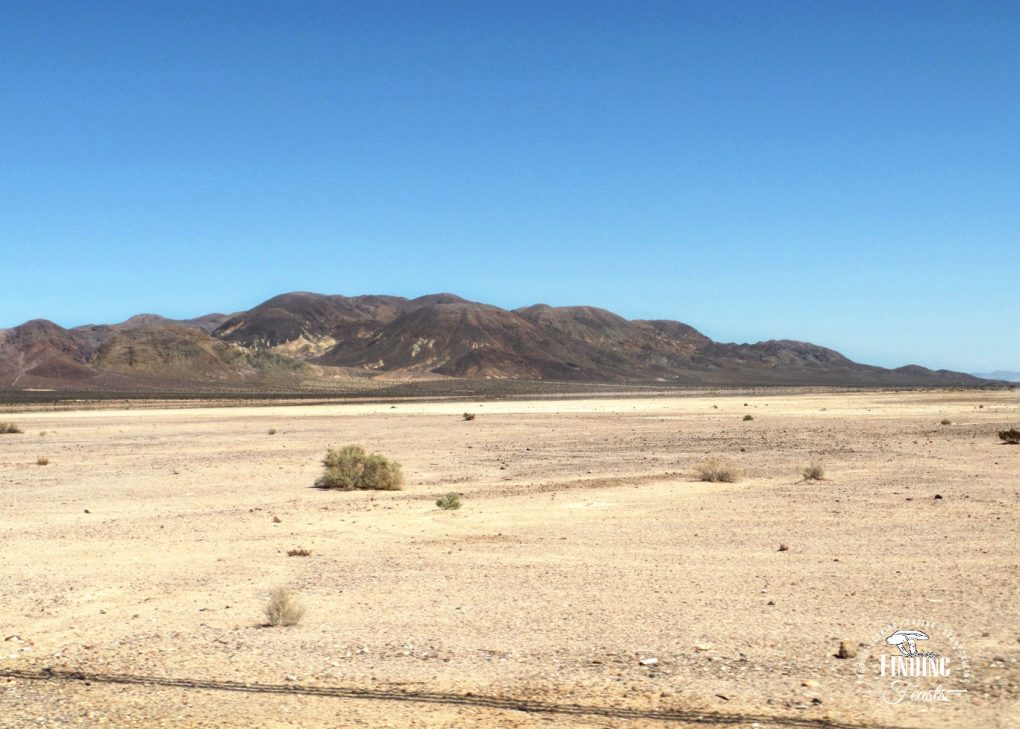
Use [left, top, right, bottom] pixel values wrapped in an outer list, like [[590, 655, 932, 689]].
[[1, 390, 1017, 727]]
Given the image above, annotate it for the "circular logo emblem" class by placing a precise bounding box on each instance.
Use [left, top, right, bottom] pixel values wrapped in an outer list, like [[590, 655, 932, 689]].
[[857, 618, 970, 705]]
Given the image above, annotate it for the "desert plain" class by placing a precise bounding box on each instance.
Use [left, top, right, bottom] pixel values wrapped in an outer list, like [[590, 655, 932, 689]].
[[1, 389, 1018, 728]]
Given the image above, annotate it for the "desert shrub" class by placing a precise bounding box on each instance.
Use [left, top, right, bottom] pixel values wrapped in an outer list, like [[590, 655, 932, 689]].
[[695, 459, 740, 483], [315, 445, 403, 490], [802, 462, 825, 481], [264, 587, 305, 627], [287, 548, 311, 557], [999, 428, 1020, 444], [743, 414, 754, 421], [0, 422, 23, 434], [436, 492, 462, 510], [268, 428, 277, 435], [36, 456, 49, 466], [940, 419, 952, 426], [462, 413, 476, 421]]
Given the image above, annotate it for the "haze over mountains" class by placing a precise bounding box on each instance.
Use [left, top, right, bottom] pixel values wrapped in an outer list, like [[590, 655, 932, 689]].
[[0, 292, 990, 393], [972, 370, 1020, 383]]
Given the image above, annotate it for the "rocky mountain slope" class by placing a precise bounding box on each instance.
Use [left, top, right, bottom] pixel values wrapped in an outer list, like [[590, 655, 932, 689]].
[[0, 292, 990, 392]]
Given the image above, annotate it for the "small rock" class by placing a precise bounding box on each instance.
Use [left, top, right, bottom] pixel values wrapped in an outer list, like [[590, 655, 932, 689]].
[[272, 516, 282, 524], [934, 494, 943, 500], [802, 679, 820, 688], [836, 641, 857, 659], [639, 657, 658, 666], [715, 693, 729, 701], [778, 544, 789, 552], [285, 674, 297, 681], [84, 509, 91, 514], [694, 643, 713, 652]]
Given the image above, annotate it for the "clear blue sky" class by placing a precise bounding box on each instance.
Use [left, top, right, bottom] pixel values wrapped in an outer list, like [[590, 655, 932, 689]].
[[2, 1, 1017, 372]]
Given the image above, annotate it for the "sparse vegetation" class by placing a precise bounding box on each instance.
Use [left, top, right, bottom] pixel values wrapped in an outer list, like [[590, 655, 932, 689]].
[[695, 459, 740, 483], [287, 548, 311, 557], [999, 428, 1020, 445], [436, 492, 462, 510], [314, 445, 403, 490], [940, 418, 952, 425], [268, 428, 277, 435], [0, 422, 23, 434], [743, 414, 754, 421], [462, 412, 476, 421], [264, 587, 305, 627], [802, 462, 826, 481], [36, 457, 49, 466]]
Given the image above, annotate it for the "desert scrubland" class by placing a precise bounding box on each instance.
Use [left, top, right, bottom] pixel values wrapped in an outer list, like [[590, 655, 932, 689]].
[[1, 390, 1017, 728]]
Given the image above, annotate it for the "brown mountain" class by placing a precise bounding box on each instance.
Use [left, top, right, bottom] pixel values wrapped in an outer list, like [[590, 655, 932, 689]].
[[0, 292, 992, 392]]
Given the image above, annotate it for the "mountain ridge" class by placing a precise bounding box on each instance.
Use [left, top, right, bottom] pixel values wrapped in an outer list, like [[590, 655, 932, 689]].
[[0, 292, 994, 392]]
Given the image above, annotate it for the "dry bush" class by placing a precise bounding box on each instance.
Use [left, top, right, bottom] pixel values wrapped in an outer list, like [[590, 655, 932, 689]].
[[264, 588, 305, 627], [940, 419, 952, 426], [315, 445, 403, 490], [436, 492, 462, 510], [462, 413, 476, 421], [0, 422, 23, 434], [36, 456, 49, 466], [695, 459, 741, 483], [743, 414, 754, 421], [999, 428, 1020, 444], [802, 462, 826, 481], [287, 548, 311, 557]]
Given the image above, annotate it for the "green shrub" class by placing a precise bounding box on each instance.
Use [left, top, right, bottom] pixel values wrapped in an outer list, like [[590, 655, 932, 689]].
[[315, 445, 403, 490], [940, 419, 952, 426], [999, 428, 1020, 444], [743, 414, 754, 421], [436, 492, 462, 510], [695, 459, 740, 483], [802, 462, 825, 481], [0, 422, 23, 434], [462, 412, 476, 421], [264, 587, 304, 627], [268, 428, 277, 435]]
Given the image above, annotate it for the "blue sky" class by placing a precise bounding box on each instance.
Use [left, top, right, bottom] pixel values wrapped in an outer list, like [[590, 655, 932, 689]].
[[2, 1, 1017, 372]]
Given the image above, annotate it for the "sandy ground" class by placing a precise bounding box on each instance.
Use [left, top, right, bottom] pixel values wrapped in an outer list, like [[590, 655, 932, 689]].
[[1, 390, 1018, 728]]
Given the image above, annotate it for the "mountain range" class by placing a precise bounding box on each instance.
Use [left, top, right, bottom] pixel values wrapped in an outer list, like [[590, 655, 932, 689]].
[[0, 292, 991, 393]]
